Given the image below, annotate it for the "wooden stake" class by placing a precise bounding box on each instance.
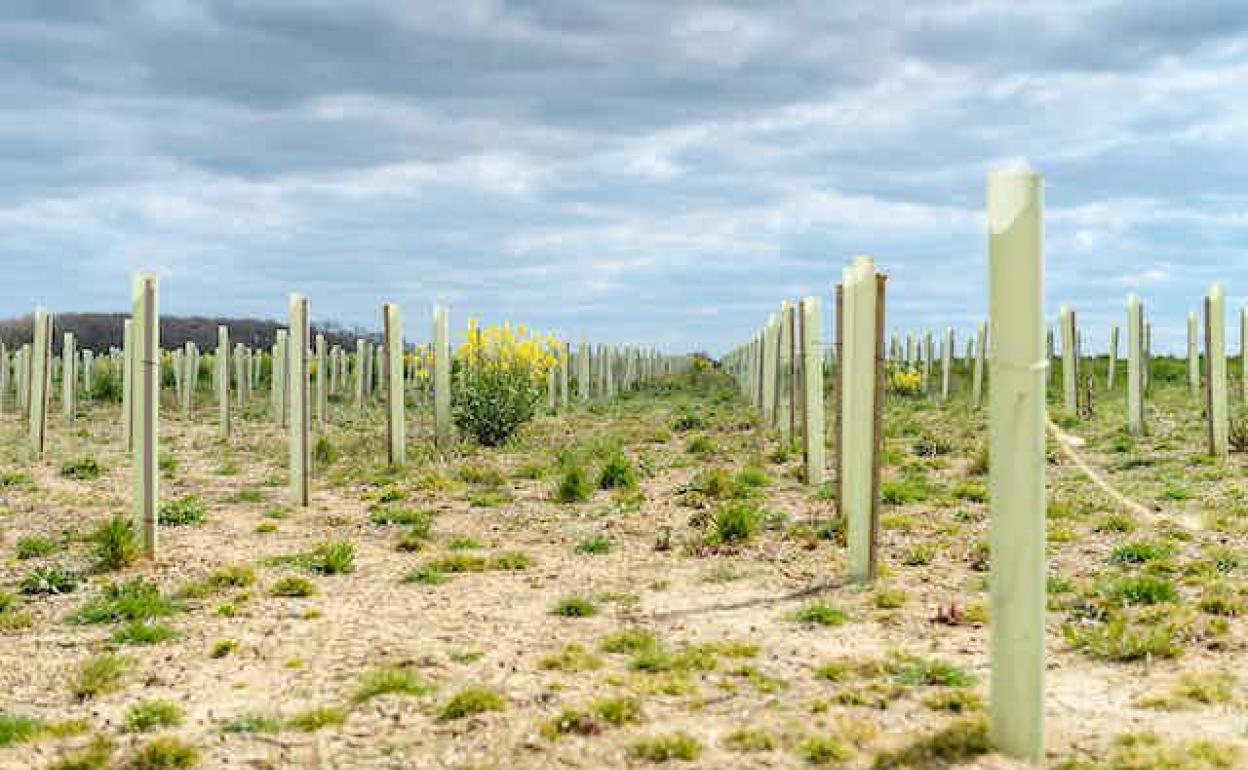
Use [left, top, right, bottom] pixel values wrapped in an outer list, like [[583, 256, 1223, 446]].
[[1188, 311, 1200, 397], [987, 168, 1046, 763], [315, 333, 327, 426], [800, 297, 825, 486]]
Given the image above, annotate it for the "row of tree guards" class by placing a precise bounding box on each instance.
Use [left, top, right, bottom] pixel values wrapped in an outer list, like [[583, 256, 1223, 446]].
[[722, 176, 1248, 761], [0, 288, 686, 559]]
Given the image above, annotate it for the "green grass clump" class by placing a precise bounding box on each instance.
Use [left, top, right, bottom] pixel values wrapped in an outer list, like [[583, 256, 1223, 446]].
[[686, 436, 716, 455], [221, 713, 281, 734], [575, 535, 613, 555], [1134, 671, 1236, 710], [60, 457, 103, 480], [724, 728, 777, 752], [112, 621, 179, 646], [46, 736, 114, 770], [801, 735, 854, 765], [598, 451, 638, 490], [1064, 617, 1181, 662], [270, 576, 317, 597], [538, 643, 603, 672], [123, 700, 183, 733], [1101, 575, 1179, 607], [555, 465, 594, 503], [600, 628, 660, 654], [1110, 541, 1176, 565], [15, 535, 58, 559], [438, 687, 506, 720], [128, 736, 198, 769], [872, 717, 989, 769], [72, 653, 134, 700], [0, 712, 44, 747], [1071, 732, 1241, 770], [423, 551, 532, 574], [70, 579, 180, 625], [287, 707, 346, 732], [158, 495, 207, 526], [551, 596, 598, 618], [209, 639, 239, 659], [543, 696, 643, 738], [873, 588, 908, 609], [629, 732, 702, 762], [369, 507, 434, 532], [19, 565, 81, 595], [712, 501, 762, 544], [890, 656, 976, 687], [881, 475, 930, 505], [90, 515, 139, 572], [353, 666, 434, 703], [447, 536, 484, 550], [207, 565, 256, 590], [792, 601, 848, 627], [305, 541, 356, 575], [402, 568, 448, 585]]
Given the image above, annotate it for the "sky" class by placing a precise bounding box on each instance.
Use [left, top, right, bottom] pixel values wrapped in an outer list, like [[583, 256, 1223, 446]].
[[3, 1, 1248, 354]]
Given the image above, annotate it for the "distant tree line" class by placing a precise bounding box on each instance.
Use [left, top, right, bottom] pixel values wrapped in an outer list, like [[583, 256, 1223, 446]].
[[0, 313, 374, 354]]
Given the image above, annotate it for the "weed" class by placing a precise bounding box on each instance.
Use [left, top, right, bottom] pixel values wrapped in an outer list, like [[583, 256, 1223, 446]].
[[555, 465, 593, 503], [793, 602, 848, 627], [575, 535, 613, 555], [60, 457, 103, 480], [15, 535, 58, 559], [19, 565, 80, 595], [551, 596, 598, 618], [124, 700, 183, 733], [90, 515, 139, 572], [270, 576, 317, 597], [439, 687, 506, 720], [353, 666, 434, 702], [598, 451, 638, 490], [158, 495, 206, 526], [72, 653, 133, 700], [629, 732, 702, 762], [287, 707, 346, 732], [221, 714, 281, 734]]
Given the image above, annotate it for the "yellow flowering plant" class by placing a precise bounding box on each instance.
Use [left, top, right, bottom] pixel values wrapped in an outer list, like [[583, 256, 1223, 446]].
[[452, 320, 560, 446], [889, 367, 923, 396]]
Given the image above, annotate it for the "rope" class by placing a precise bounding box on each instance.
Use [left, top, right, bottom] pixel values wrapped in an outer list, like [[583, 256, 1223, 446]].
[[1044, 416, 1193, 528]]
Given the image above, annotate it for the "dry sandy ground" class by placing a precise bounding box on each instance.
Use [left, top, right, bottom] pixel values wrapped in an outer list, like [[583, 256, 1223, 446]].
[[0, 385, 1243, 769]]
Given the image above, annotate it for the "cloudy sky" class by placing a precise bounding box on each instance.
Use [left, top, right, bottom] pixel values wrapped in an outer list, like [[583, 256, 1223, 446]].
[[4, 1, 1247, 353]]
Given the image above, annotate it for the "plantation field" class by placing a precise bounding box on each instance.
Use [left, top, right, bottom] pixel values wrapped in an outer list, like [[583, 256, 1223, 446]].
[[0, 367, 1244, 769]]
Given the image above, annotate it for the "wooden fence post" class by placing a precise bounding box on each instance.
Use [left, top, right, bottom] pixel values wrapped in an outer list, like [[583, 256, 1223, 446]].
[[132, 275, 159, 559], [987, 168, 1046, 763], [289, 296, 310, 506], [384, 303, 405, 466], [433, 305, 452, 450], [800, 297, 825, 486]]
